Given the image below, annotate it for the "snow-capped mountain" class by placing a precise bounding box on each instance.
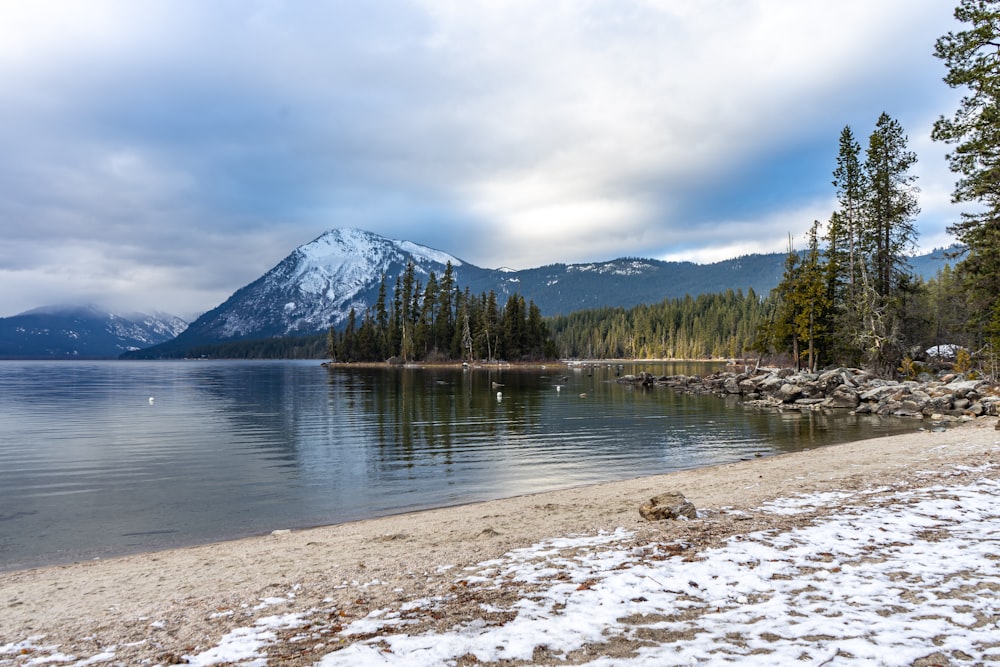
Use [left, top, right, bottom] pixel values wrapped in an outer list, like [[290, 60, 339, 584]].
[[0, 305, 188, 359], [137, 229, 495, 356]]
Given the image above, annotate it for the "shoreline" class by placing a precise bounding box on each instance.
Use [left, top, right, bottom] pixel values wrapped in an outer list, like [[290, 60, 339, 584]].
[[2, 419, 998, 664]]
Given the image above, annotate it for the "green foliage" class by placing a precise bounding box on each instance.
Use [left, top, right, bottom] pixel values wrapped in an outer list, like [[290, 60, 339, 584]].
[[933, 0, 1000, 371], [548, 289, 766, 360], [186, 261, 557, 362], [330, 262, 557, 363], [760, 114, 921, 376]]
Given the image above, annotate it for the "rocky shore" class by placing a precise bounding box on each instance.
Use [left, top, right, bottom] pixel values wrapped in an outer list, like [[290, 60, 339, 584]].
[[618, 366, 1000, 420]]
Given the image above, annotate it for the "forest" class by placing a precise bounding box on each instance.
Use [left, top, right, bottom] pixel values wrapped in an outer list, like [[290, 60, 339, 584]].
[[327, 261, 558, 363], [547, 290, 768, 360]]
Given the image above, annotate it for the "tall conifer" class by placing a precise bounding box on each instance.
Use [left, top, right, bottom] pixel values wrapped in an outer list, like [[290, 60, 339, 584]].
[[933, 0, 1000, 371]]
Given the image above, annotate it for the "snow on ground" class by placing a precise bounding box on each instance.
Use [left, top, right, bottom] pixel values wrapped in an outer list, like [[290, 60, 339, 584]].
[[318, 473, 1000, 667], [2, 469, 998, 666]]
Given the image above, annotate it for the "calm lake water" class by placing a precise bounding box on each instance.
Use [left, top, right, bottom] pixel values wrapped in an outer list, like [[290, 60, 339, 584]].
[[0, 360, 924, 571]]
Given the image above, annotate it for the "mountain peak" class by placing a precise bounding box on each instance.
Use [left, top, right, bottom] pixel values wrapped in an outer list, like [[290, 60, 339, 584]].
[[138, 228, 477, 354], [302, 228, 463, 268]]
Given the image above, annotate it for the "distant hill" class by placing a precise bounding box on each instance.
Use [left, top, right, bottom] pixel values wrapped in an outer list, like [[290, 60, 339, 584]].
[[124, 228, 956, 359], [0, 305, 187, 359]]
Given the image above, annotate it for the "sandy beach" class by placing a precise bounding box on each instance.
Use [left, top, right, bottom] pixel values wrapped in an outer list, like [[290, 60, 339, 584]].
[[2, 418, 998, 666]]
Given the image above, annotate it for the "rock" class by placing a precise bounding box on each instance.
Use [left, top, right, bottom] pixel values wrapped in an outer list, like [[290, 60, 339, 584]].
[[758, 375, 787, 395], [822, 384, 860, 409], [893, 400, 922, 417], [946, 379, 988, 397], [860, 385, 899, 402], [639, 492, 697, 521], [794, 398, 826, 406], [775, 383, 804, 403]]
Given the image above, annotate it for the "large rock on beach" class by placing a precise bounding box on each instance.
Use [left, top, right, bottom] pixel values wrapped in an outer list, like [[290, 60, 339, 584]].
[[639, 492, 697, 521]]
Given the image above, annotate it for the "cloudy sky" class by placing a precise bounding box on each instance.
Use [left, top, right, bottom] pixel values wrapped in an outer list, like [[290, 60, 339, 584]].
[[0, 1, 967, 319]]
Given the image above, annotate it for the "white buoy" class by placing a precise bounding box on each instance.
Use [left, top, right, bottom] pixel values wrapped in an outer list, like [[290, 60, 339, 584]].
[[496, 391, 503, 401], [148, 397, 155, 405]]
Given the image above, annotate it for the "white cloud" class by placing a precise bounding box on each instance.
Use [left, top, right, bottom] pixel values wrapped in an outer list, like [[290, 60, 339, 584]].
[[0, 0, 968, 316]]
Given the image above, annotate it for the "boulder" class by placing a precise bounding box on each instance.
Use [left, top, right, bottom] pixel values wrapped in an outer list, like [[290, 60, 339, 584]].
[[860, 385, 899, 402], [639, 492, 697, 521], [775, 383, 804, 403], [946, 379, 988, 397], [822, 384, 860, 409]]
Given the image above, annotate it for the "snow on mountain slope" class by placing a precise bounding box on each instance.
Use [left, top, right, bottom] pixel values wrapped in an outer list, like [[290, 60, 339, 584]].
[[182, 228, 469, 342], [0, 305, 188, 358]]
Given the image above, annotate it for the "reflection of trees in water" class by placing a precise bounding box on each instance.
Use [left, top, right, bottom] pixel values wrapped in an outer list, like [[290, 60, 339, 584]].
[[364, 368, 545, 467], [321, 363, 922, 480]]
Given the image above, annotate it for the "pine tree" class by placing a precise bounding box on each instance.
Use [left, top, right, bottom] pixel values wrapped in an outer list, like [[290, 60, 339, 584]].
[[792, 222, 831, 371], [864, 112, 919, 299], [831, 126, 867, 292], [933, 0, 1000, 370], [374, 276, 389, 359], [856, 113, 919, 374]]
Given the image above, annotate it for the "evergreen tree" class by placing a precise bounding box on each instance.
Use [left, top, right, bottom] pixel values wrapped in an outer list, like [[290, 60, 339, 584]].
[[864, 112, 919, 299], [767, 236, 804, 367], [792, 222, 831, 371], [831, 126, 867, 293], [856, 113, 919, 374], [374, 276, 389, 359], [933, 0, 1000, 371], [436, 262, 456, 354]]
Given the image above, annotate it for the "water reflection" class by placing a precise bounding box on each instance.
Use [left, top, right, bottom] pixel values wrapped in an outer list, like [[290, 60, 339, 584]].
[[0, 360, 923, 570]]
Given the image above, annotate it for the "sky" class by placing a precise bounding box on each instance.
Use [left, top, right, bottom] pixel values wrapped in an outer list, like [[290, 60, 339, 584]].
[[0, 1, 969, 319]]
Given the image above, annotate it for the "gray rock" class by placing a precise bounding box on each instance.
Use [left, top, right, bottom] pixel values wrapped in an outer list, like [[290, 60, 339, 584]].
[[776, 383, 804, 403], [860, 385, 899, 402], [946, 379, 988, 397], [823, 385, 860, 409]]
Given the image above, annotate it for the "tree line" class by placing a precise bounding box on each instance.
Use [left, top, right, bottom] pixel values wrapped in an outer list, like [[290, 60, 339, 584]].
[[329, 260, 558, 362], [548, 289, 768, 360]]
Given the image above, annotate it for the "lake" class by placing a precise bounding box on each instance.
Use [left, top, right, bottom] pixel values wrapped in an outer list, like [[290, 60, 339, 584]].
[[0, 360, 924, 571]]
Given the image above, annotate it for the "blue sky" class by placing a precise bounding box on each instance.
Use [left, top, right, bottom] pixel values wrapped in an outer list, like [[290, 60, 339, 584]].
[[0, 1, 966, 318]]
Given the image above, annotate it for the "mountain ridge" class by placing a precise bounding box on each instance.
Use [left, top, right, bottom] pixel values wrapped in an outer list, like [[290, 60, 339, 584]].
[[125, 228, 955, 359], [0, 305, 187, 359]]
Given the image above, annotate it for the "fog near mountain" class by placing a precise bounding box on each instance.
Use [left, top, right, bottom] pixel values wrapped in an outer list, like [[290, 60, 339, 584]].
[[0, 305, 187, 359]]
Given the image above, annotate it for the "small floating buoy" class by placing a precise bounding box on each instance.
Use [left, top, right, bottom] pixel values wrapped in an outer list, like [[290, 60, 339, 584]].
[[496, 391, 503, 401], [148, 397, 155, 405]]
